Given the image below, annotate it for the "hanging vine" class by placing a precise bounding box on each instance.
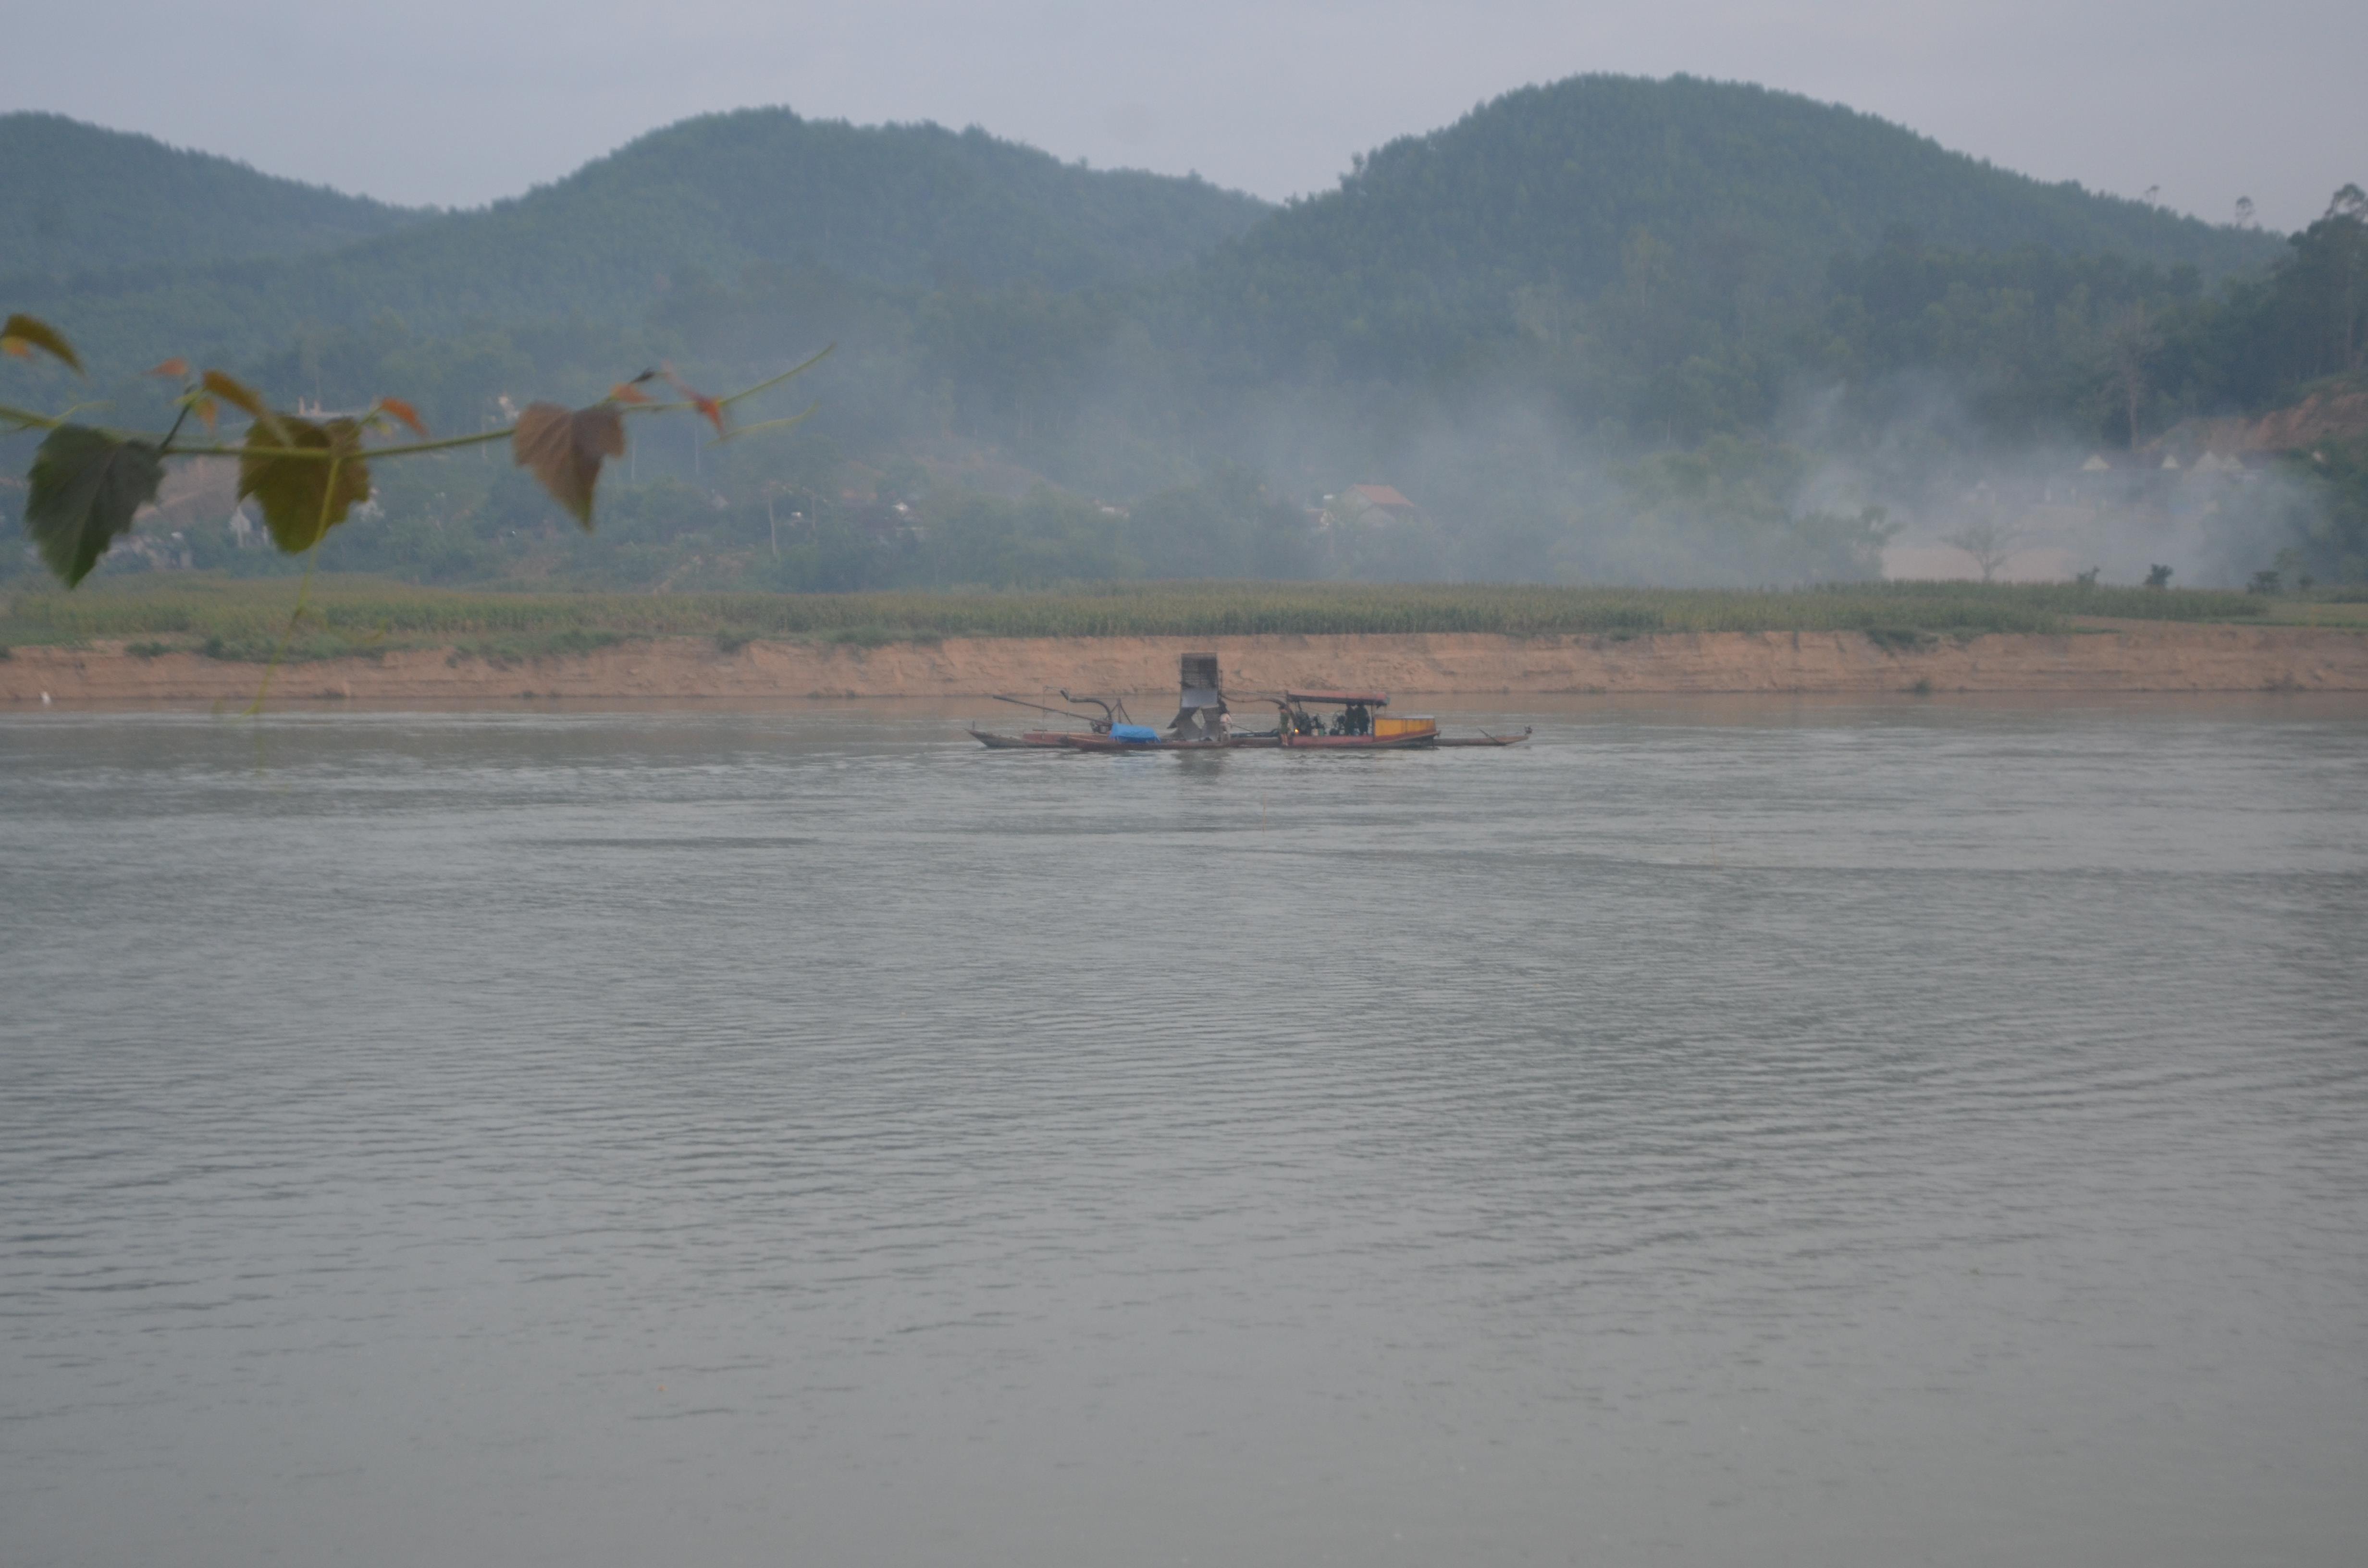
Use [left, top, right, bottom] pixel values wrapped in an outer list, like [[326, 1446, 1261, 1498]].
[[2, 313, 828, 588]]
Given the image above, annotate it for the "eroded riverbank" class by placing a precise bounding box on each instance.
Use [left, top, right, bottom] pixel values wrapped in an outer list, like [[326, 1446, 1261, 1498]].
[[4, 624, 2365, 703]]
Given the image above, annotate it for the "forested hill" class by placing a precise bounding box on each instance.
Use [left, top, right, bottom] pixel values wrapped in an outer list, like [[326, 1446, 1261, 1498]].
[[0, 113, 422, 282], [12, 110, 1272, 372], [6, 84, 2278, 384], [4, 79, 2361, 597], [1177, 75, 2278, 377], [544, 110, 1274, 291]]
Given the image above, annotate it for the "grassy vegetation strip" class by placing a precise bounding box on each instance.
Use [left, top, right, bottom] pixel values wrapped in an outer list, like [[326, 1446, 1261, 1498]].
[[0, 576, 2271, 658]]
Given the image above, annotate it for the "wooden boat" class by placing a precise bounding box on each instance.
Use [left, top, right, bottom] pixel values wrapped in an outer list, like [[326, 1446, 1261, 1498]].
[[1268, 691, 1531, 748], [1435, 728, 1533, 747], [980, 666, 1527, 754]]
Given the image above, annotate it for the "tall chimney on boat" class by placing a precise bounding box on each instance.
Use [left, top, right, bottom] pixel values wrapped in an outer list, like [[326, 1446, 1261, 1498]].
[[1171, 652, 1227, 739]]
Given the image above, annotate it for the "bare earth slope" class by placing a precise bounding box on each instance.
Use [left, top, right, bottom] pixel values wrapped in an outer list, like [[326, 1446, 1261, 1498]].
[[6, 626, 2365, 704]]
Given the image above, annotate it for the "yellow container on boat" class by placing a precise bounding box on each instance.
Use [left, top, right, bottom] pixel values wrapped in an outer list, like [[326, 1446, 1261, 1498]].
[[1374, 715, 1437, 738]]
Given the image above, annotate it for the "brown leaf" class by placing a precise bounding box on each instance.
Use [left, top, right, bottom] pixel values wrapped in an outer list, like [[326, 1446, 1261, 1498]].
[[608, 382, 652, 404], [1, 314, 82, 374], [512, 402, 625, 527], [375, 397, 429, 440], [148, 356, 190, 380], [238, 416, 372, 552], [203, 370, 286, 444], [662, 366, 727, 436]]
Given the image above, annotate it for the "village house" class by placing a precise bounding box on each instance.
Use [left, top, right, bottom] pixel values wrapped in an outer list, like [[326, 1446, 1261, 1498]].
[[1322, 483, 1422, 528]]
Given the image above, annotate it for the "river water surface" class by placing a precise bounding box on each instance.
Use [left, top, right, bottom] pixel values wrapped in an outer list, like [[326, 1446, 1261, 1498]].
[[3, 698, 2364, 1567]]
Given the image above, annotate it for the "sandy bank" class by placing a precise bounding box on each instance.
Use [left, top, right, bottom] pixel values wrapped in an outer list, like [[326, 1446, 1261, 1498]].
[[5, 626, 2366, 705]]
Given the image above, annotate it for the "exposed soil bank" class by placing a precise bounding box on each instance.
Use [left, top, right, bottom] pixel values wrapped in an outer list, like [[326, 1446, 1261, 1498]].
[[5, 626, 2366, 705]]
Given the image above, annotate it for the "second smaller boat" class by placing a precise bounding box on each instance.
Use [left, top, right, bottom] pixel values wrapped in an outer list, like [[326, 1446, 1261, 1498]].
[[1270, 691, 1436, 749]]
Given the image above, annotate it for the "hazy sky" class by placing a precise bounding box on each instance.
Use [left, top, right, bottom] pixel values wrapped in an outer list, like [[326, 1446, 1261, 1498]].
[[10, 0, 2362, 231]]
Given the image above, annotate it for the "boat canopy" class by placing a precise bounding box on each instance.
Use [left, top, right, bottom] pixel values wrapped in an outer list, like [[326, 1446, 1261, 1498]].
[[1283, 690, 1389, 706]]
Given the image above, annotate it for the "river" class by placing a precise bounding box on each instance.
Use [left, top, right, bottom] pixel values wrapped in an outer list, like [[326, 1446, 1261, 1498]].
[[3, 696, 2364, 1567]]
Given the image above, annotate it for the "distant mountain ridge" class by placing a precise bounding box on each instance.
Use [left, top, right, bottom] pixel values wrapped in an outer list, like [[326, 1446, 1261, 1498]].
[[541, 110, 1275, 291], [1180, 74, 2281, 375], [1, 80, 2313, 496], [6, 109, 1274, 372], [0, 112, 424, 282], [8, 86, 2287, 381]]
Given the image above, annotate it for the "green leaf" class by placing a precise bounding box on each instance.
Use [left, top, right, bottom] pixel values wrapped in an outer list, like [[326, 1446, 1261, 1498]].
[[512, 401, 625, 527], [24, 424, 164, 587], [238, 416, 371, 552], [1, 314, 83, 374]]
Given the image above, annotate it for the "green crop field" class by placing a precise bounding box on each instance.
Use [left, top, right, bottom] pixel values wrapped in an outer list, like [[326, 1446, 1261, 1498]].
[[0, 576, 2288, 662]]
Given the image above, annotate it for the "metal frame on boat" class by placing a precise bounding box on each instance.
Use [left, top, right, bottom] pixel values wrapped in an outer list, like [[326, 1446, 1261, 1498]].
[[967, 692, 1133, 749]]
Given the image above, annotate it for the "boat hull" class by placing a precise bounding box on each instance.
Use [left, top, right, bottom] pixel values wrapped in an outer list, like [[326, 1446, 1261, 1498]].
[[991, 727, 1512, 751], [1061, 735, 1231, 752], [1060, 731, 1439, 752], [970, 729, 1081, 749], [1280, 732, 1436, 749], [1435, 730, 1532, 747]]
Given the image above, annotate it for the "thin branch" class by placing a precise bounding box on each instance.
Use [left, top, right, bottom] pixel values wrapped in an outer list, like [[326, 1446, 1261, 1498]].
[[16, 353, 833, 460], [720, 343, 835, 408], [244, 452, 348, 714], [615, 346, 835, 420], [168, 427, 517, 462], [712, 403, 819, 445], [244, 534, 323, 715], [155, 400, 196, 455], [0, 400, 63, 431]]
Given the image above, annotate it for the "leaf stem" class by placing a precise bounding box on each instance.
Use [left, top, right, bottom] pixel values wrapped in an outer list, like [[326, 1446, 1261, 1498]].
[[711, 402, 819, 445], [156, 402, 195, 455], [243, 535, 322, 715], [0, 401, 63, 431], [17, 354, 831, 457], [243, 452, 344, 713], [179, 427, 518, 462], [719, 344, 836, 408]]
